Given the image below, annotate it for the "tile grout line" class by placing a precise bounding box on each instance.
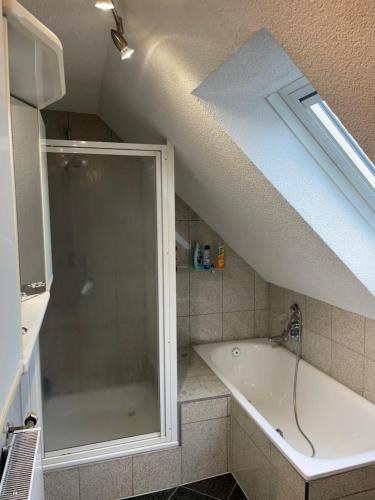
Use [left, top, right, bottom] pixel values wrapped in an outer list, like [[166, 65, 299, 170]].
[[166, 487, 178, 500], [131, 456, 134, 497], [221, 265, 224, 342], [182, 485, 225, 500], [187, 218, 191, 346], [226, 481, 238, 499]]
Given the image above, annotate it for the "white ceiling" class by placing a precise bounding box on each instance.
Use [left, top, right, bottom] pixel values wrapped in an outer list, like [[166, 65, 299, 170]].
[[18, 0, 375, 317]]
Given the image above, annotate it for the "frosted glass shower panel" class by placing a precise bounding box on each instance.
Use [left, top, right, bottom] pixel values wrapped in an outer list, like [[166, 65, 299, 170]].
[[41, 151, 160, 452]]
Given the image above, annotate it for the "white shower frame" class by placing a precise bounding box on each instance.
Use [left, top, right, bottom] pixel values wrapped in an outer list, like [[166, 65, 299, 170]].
[[42, 140, 178, 470]]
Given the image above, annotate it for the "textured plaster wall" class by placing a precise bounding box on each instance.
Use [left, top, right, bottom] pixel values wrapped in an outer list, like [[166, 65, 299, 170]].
[[99, 0, 375, 159], [98, 0, 375, 318], [193, 29, 375, 316]]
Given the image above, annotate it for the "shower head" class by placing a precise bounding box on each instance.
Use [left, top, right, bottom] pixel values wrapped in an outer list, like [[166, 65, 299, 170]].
[[58, 154, 87, 170]]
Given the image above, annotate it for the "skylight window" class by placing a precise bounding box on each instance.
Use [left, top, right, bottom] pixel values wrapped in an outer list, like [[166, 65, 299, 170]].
[[267, 77, 375, 229], [303, 94, 375, 190]]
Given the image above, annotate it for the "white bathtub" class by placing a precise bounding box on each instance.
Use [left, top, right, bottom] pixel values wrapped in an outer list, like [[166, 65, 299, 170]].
[[194, 339, 375, 480]]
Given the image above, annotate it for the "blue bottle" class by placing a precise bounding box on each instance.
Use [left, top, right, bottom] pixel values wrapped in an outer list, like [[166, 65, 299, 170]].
[[193, 242, 203, 270], [203, 245, 211, 270]]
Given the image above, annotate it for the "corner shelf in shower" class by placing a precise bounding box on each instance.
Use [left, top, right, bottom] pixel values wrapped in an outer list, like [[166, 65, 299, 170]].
[[21, 291, 50, 372]]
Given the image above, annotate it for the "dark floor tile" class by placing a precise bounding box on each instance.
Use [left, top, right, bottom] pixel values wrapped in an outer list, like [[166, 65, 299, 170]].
[[171, 487, 215, 499], [129, 488, 176, 500], [228, 485, 247, 500], [184, 474, 236, 500]]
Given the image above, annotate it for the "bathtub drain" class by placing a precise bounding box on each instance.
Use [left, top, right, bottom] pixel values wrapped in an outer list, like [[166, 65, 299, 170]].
[[232, 347, 241, 357]]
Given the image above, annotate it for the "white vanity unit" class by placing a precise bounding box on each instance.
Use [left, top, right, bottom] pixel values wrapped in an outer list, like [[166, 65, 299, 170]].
[[0, 2, 65, 498]]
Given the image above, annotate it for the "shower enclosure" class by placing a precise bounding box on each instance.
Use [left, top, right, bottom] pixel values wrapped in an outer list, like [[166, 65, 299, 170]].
[[40, 140, 177, 468]]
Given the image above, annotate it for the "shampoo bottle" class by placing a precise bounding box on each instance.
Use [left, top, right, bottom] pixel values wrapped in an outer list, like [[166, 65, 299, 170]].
[[217, 246, 225, 269], [193, 242, 203, 270], [203, 245, 211, 270]]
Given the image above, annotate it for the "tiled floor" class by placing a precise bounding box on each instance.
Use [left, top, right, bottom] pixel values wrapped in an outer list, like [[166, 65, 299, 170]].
[[126, 474, 246, 500]]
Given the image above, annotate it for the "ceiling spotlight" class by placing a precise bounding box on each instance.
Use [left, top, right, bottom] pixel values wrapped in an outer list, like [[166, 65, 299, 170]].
[[98, 1, 134, 60], [111, 30, 134, 60], [95, 0, 114, 10]]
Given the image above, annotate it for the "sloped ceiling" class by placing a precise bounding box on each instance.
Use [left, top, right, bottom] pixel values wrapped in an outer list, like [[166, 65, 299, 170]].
[[18, 0, 375, 316], [98, 0, 375, 318]]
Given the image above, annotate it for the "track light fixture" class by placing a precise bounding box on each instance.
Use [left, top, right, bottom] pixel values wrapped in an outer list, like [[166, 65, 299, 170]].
[[95, 0, 134, 60]]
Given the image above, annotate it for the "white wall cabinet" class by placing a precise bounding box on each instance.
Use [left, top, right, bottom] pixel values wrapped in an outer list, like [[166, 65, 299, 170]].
[[10, 98, 52, 372], [0, 11, 22, 428], [0, 9, 53, 432]]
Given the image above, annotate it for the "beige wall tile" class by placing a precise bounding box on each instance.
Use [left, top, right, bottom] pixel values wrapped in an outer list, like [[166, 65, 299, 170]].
[[68, 112, 112, 141], [365, 464, 375, 489], [190, 313, 223, 343], [41, 110, 68, 140], [79, 457, 132, 500], [254, 309, 269, 337], [44, 469, 80, 500], [178, 373, 230, 403], [332, 342, 364, 394], [177, 316, 190, 347], [223, 267, 255, 313], [190, 271, 222, 315], [225, 245, 249, 267], [364, 357, 375, 404], [223, 311, 254, 340], [309, 469, 367, 499], [176, 220, 190, 268], [133, 448, 181, 495], [255, 273, 269, 310], [231, 417, 271, 499], [231, 399, 270, 458], [305, 296, 332, 339], [335, 492, 375, 500], [177, 271, 190, 316], [302, 329, 332, 375], [175, 195, 191, 221], [332, 307, 365, 354], [270, 444, 305, 498], [181, 397, 228, 424], [177, 348, 212, 379], [269, 480, 305, 500], [365, 318, 375, 361], [269, 312, 288, 336], [181, 417, 228, 483], [269, 285, 285, 313], [284, 289, 306, 316]]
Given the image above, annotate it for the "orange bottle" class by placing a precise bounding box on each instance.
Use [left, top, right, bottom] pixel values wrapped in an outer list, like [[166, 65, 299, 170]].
[[217, 246, 225, 269]]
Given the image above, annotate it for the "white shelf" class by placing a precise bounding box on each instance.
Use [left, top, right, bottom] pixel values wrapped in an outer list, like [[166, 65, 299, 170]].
[[21, 291, 50, 372]]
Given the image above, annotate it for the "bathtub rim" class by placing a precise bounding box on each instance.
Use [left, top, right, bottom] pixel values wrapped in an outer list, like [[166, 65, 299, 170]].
[[193, 338, 375, 481]]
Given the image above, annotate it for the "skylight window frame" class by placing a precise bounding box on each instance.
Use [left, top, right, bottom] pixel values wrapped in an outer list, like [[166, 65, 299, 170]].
[[267, 77, 375, 230]]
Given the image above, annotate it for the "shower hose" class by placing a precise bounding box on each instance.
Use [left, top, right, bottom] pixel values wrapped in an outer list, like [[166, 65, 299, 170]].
[[294, 324, 316, 458]]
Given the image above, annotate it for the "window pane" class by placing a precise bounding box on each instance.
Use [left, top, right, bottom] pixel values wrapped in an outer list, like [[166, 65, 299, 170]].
[[310, 101, 375, 189]]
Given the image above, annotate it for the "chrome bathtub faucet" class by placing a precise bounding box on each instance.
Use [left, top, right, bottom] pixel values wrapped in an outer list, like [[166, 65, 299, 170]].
[[269, 304, 302, 347]]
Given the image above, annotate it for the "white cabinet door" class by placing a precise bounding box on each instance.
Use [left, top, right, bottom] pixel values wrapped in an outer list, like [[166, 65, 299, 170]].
[[0, 12, 22, 425], [39, 113, 53, 289]]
